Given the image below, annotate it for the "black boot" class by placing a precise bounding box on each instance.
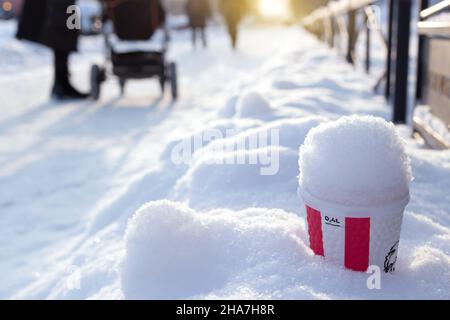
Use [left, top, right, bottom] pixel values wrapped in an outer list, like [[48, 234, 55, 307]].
[[51, 49, 89, 101], [51, 82, 90, 100]]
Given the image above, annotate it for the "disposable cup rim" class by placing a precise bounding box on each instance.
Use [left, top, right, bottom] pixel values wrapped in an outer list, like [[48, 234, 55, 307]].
[[298, 186, 410, 218]]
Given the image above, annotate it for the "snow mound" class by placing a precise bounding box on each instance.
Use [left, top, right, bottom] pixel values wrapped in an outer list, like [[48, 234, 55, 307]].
[[235, 92, 274, 119], [120, 201, 450, 300], [120, 200, 306, 299], [272, 80, 300, 90], [173, 117, 324, 209], [218, 95, 239, 118], [193, 117, 325, 156], [299, 115, 412, 206], [175, 146, 299, 209]]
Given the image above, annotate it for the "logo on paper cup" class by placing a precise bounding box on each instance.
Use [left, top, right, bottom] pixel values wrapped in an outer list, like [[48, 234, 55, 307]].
[[384, 241, 399, 274]]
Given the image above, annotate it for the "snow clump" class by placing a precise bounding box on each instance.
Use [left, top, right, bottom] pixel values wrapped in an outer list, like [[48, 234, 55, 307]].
[[299, 115, 412, 206]]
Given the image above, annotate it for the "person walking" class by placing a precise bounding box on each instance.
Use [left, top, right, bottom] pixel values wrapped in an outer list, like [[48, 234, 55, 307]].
[[17, 0, 89, 100], [219, 0, 247, 49], [186, 0, 211, 48]]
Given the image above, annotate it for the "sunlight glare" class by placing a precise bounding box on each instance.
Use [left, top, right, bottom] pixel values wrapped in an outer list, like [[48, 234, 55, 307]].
[[258, 0, 290, 20]]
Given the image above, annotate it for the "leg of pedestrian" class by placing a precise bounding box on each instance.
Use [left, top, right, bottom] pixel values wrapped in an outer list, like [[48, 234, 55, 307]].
[[201, 28, 207, 48]]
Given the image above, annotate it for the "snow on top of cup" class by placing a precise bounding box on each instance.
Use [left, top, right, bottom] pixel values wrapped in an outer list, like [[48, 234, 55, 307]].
[[299, 115, 412, 207]]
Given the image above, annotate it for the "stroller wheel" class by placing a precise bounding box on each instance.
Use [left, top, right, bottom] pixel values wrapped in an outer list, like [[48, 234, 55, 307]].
[[119, 78, 126, 96], [169, 62, 178, 100], [159, 73, 166, 95], [90, 65, 104, 101]]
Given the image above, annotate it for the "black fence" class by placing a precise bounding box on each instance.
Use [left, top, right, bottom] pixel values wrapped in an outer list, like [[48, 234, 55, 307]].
[[303, 0, 450, 149]]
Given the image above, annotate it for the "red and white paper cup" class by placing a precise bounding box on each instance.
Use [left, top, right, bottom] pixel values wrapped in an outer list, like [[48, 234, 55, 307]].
[[300, 188, 409, 273]]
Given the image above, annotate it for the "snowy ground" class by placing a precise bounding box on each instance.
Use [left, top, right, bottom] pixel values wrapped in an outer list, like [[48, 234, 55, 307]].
[[0, 19, 449, 299]]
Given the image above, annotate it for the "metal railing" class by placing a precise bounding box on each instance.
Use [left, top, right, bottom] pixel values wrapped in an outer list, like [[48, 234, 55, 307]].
[[302, 0, 413, 124]]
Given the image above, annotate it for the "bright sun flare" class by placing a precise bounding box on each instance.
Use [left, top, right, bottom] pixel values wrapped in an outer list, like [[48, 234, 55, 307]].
[[258, 0, 290, 20]]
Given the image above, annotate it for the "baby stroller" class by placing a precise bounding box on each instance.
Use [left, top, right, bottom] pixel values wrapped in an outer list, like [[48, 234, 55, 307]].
[[90, 0, 178, 100]]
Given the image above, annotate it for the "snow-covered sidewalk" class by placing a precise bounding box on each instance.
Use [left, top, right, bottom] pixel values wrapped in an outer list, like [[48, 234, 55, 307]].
[[1, 22, 449, 299]]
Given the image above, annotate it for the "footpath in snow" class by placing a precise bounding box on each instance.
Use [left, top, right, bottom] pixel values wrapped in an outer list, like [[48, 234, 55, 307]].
[[1, 21, 449, 299]]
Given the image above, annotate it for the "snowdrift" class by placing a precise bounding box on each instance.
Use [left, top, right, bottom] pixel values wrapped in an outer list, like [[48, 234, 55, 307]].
[[121, 200, 306, 299], [4, 25, 450, 300]]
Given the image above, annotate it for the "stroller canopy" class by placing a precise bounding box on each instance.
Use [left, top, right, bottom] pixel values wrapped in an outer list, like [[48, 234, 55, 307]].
[[111, 0, 166, 40]]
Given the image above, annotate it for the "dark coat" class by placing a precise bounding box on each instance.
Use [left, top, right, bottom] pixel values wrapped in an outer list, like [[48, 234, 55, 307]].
[[186, 0, 211, 29], [16, 0, 79, 52]]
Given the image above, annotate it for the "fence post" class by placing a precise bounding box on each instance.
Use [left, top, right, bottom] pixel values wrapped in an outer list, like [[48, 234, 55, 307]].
[[392, 0, 412, 124], [415, 0, 429, 102], [329, 16, 335, 48], [366, 13, 371, 73], [346, 10, 356, 64], [385, 0, 394, 99]]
